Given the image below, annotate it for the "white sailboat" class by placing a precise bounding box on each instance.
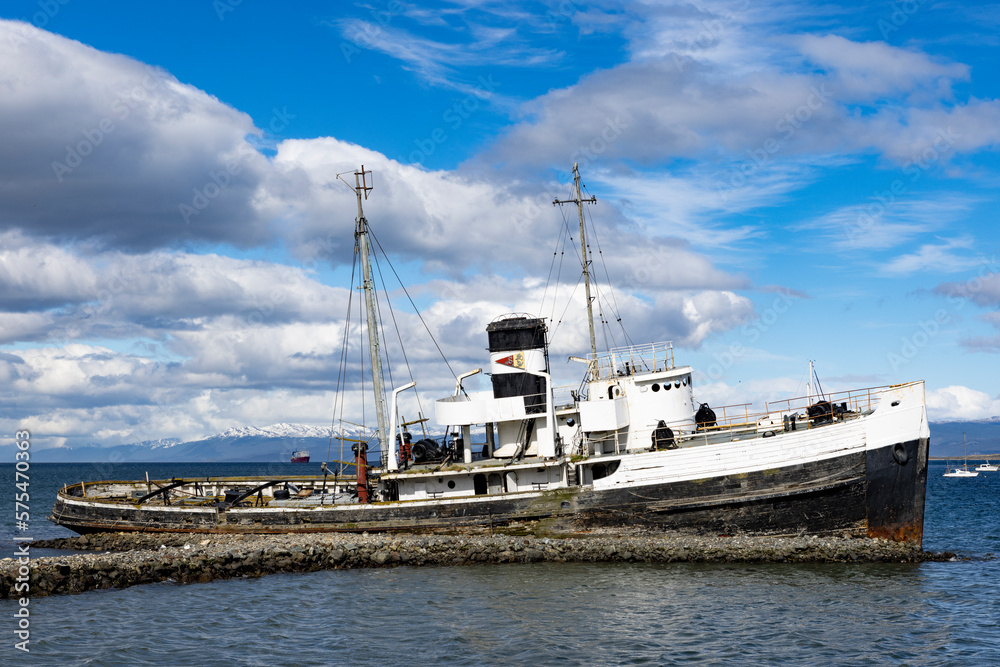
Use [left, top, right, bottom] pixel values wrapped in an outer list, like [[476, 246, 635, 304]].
[[943, 434, 979, 477]]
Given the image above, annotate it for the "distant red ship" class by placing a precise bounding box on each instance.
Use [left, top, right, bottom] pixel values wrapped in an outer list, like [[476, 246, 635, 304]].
[[290, 450, 310, 463]]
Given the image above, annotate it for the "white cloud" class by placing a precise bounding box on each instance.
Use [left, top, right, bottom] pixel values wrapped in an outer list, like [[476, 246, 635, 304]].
[[928, 385, 1000, 421], [0, 20, 271, 250], [880, 237, 978, 276], [265, 137, 751, 295], [794, 196, 977, 253], [4, 11, 999, 451], [0, 232, 98, 310], [0, 313, 54, 345], [481, 6, 1000, 178], [0, 262, 757, 449], [797, 34, 969, 99], [336, 19, 559, 95], [934, 265, 1000, 307]]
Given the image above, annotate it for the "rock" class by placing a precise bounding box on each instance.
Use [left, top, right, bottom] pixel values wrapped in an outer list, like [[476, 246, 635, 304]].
[[0, 531, 950, 600]]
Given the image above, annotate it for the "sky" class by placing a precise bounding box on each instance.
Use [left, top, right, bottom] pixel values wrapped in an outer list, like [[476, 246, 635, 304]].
[[3, 0, 1000, 451]]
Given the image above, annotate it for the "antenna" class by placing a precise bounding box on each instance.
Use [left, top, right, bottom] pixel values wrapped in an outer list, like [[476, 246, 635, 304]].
[[338, 165, 373, 199], [338, 165, 374, 223]]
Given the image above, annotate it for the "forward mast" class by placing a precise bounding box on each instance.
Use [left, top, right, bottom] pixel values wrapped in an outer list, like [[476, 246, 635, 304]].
[[341, 166, 387, 499]]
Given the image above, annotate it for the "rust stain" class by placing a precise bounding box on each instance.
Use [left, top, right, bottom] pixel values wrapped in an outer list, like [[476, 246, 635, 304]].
[[867, 520, 923, 545]]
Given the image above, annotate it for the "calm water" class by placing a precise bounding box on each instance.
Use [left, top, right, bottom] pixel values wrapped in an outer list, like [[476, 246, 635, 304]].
[[2, 461, 999, 666]]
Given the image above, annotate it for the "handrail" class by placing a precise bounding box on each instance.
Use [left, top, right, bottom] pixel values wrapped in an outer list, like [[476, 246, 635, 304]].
[[590, 341, 677, 380], [643, 382, 912, 449]]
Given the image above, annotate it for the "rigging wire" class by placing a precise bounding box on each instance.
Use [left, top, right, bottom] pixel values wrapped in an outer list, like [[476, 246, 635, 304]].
[[367, 249, 395, 392], [370, 243, 427, 428], [795, 367, 810, 399], [539, 206, 572, 322], [543, 199, 594, 346], [548, 273, 585, 344], [367, 251, 396, 466], [581, 183, 634, 350], [327, 247, 360, 471], [368, 228, 462, 384]]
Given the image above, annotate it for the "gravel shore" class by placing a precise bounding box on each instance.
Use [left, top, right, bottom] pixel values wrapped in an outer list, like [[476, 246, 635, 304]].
[[1, 531, 957, 599]]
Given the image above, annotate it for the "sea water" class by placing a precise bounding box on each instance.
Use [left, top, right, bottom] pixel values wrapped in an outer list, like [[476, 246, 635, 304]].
[[2, 461, 999, 666]]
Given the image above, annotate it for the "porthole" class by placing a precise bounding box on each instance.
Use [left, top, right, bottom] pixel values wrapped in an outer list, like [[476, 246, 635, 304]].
[[682, 377, 688, 386], [674, 381, 681, 388], [652, 383, 660, 392], [664, 383, 671, 390], [447, 480, 456, 489]]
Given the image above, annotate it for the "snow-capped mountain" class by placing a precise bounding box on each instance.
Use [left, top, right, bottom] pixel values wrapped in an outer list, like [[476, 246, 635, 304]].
[[30, 424, 358, 463], [212, 423, 333, 440], [129, 437, 183, 449]]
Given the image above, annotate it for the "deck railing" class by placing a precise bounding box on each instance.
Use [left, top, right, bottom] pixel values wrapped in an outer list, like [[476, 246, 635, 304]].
[[591, 341, 676, 380], [764, 384, 890, 417], [667, 383, 904, 448]]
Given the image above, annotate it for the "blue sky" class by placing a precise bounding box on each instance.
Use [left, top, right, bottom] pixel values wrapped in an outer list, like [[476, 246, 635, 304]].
[[2, 0, 1000, 450]]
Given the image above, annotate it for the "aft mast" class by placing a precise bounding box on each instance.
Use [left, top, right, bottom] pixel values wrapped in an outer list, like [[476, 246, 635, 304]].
[[341, 166, 388, 499], [554, 163, 599, 361]]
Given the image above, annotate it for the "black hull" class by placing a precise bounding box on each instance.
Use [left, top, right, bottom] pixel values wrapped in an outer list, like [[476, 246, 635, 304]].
[[49, 439, 929, 545]]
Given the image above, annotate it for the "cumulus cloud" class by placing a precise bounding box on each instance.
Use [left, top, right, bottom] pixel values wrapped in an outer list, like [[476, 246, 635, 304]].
[[5, 8, 998, 450], [263, 137, 753, 296], [927, 385, 1000, 421], [0, 247, 757, 449], [0, 20, 272, 250], [480, 5, 1000, 180], [0, 236, 352, 345], [0, 232, 98, 310]]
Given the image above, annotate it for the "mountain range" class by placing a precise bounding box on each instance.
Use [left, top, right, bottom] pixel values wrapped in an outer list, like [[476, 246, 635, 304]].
[[21, 423, 351, 464], [8, 419, 1000, 463], [924, 418, 1000, 459]]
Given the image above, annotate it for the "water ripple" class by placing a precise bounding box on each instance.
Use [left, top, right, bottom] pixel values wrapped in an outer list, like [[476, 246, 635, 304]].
[[5, 461, 1000, 665]]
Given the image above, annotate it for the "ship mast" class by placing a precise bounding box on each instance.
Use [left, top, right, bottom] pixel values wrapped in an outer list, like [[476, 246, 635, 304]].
[[553, 162, 598, 359], [342, 166, 389, 468], [807, 360, 826, 401]]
